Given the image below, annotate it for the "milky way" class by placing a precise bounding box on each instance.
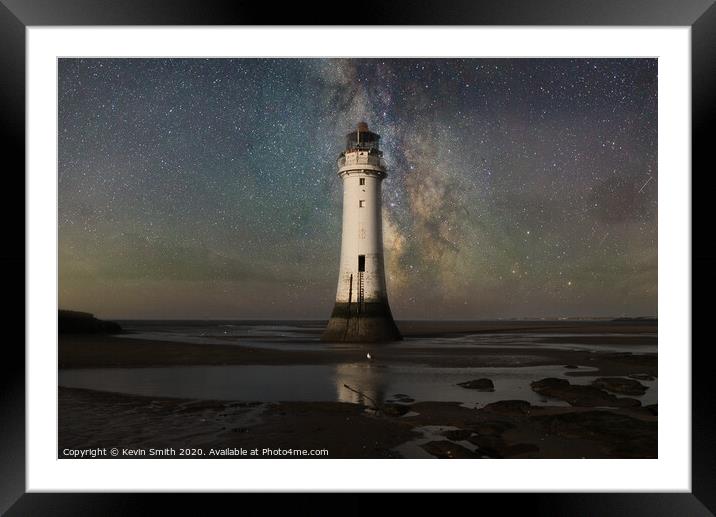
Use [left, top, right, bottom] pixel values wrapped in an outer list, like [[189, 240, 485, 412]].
[[58, 58, 657, 319]]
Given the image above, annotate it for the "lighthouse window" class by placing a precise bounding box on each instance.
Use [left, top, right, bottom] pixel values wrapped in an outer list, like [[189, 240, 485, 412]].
[[359, 200, 365, 208], [359, 178, 365, 185], [358, 255, 366, 272]]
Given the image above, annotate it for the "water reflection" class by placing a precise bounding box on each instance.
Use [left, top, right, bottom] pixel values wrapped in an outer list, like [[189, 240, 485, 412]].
[[335, 363, 386, 406], [59, 363, 659, 407]]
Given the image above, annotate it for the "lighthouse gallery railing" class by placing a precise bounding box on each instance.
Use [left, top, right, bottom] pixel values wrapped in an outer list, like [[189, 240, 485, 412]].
[[337, 154, 385, 169]]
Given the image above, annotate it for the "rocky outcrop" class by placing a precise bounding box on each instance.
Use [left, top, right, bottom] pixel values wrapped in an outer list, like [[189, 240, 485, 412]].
[[381, 403, 411, 417], [533, 410, 656, 458], [420, 440, 480, 458], [628, 373, 656, 381], [481, 400, 533, 415], [442, 429, 473, 441], [591, 377, 648, 396], [58, 310, 122, 334], [468, 434, 539, 458], [457, 378, 494, 391], [531, 378, 640, 408], [470, 420, 515, 436]]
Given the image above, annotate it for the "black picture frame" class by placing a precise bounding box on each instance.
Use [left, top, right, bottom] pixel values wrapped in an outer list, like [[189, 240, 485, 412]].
[[2, 0, 713, 513]]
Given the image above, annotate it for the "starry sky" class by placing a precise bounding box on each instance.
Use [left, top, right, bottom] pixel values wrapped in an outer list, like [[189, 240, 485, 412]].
[[58, 58, 657, 320]]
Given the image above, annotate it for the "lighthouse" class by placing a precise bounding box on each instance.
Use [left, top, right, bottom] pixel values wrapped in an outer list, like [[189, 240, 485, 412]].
[[322, 122, 402, 342]]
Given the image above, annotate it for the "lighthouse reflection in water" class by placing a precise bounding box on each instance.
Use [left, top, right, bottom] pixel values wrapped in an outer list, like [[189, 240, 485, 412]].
[[334, 362, 387, 406]]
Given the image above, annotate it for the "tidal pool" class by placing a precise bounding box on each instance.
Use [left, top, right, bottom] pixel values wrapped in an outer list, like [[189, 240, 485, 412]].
[[59, 363, 657, 408]]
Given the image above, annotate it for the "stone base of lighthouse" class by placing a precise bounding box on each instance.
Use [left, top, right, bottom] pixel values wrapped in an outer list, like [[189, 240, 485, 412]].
[[321, 300, 402, 342]]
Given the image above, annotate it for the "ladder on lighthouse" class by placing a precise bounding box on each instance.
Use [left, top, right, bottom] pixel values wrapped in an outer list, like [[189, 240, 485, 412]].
[[357, 272, 365, 312]]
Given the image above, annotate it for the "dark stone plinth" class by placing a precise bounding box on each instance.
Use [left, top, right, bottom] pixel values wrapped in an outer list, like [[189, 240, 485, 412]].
[[322, 301, 402, 342]]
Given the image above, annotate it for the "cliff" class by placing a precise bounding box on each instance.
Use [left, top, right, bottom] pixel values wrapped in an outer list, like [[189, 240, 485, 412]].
[[58, 310, 122, 334]]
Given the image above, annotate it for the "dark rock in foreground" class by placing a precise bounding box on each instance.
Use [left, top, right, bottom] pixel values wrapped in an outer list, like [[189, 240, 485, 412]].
[[501, 442, 540, 457], [533, 410, 657, 458], [421, 440, 479, 458], [442, 429, 473, 441], [470, 420, 515, 436], [457, 378, 495, 391], [592, 377, 648, 396], [468, 434, 540, 458], [59, 310, 122, 334], [481, 400, 533, 415], [468, 434, 503, 457], [531, 378, 640, 408], [381, 403, 411, 417], [629, 373, 656, 381]]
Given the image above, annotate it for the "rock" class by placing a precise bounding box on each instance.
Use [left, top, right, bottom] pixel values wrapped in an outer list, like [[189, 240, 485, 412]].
[[592, 377, 648, 396], [645, 404, 658, 416], [531, 378, 640, 408], [457, 378, 495, 391], [442, 429, 473, 441], [468, 435, 539, 458], [470, 420, 514, 436], [468, 435, 504, 458], [533, 410, 657, 458], [629, 373, 656, 381], [481, 400, 533, 415], [502, 443, 540, 457], [610, 436, 658, 458], [421, 440, 480, 458], [381, 403, 411, 417], [391, 394, 415, 403]]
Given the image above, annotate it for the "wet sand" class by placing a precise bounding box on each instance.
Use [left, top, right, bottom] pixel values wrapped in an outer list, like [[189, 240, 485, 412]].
[[59, 387, 656, 459], [58, 320, 657, 459], [59, 329, 656, 377]]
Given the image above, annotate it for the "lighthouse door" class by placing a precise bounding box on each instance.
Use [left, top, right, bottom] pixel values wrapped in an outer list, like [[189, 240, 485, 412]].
[[358, 255, 366, 272]]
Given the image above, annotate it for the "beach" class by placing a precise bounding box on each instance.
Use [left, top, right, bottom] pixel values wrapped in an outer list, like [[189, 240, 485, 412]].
[[58, 320, 657, 459]]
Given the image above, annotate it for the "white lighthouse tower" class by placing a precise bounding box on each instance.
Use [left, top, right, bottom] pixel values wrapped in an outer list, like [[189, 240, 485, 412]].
[[322, 122, 402, 342]]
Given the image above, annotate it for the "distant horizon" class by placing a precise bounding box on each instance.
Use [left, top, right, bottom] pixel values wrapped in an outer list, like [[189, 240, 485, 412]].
[[59, 308, 658, 323]]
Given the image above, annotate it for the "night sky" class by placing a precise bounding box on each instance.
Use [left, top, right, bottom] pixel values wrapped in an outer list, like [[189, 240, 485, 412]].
[[58, 58, 657, 320]]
